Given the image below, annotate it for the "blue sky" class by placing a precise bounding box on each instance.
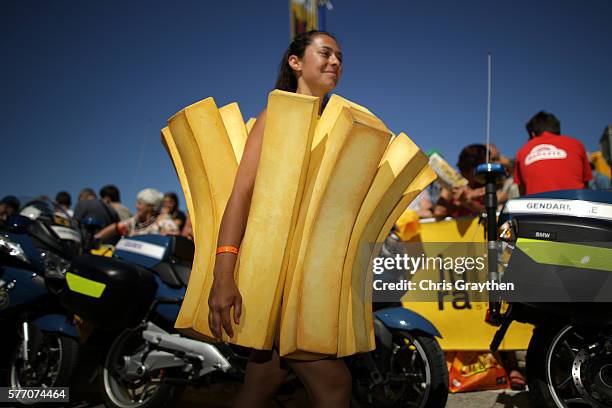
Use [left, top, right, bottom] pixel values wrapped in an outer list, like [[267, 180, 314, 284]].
[[2, 0, 611, 212]]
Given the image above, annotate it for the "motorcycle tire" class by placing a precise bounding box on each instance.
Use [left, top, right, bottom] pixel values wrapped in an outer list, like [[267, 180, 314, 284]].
[[404, 332, 448, 408], [9, 331, 80, 389], [527, 323, 612, 408], [101, 328, 184, 408], [9, 332, 79, 388], [351, 331, 448, 408]]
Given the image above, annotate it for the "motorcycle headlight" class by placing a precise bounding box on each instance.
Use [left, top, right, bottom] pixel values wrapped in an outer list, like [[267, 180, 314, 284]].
[[41, 251, 71, 277], [0, 234, 28, 263], [497, 220, 517, 279], [498, 219, 516, 242], [40, 251, 71, 295]]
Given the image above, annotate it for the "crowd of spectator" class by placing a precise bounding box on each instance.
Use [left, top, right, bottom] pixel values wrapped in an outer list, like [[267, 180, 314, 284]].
[[408, 111, 610, 221], [0, 185, 192, 244], [2, 112, 609, 239]]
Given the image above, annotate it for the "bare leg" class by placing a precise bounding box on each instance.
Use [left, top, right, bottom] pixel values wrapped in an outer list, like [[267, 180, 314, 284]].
[[500, 351, 526, 390], [287, 358, 351, 408], [233, 349, 290, 408]]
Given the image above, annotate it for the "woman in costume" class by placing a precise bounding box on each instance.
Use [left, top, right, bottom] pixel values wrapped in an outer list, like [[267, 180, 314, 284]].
[[207, 30, 351, 408]]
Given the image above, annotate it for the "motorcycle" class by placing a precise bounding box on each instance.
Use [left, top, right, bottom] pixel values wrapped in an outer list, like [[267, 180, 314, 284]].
[[0, 198, 82, 396], [478, 163, 612, 408], [58, 232, 447, 407], [349, 231, 448, 408], [56, 234, 233, 408]]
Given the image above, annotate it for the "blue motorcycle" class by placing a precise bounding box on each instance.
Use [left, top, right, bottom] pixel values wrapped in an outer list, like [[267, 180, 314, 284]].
[[0, 199, 81, 392], [57, 234, 233, 408], [58, 232, 447, 408]]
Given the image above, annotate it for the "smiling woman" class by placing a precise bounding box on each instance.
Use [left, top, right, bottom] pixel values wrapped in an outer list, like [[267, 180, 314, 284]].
[[206, 30, 351, 408], [275, 31, 343, 97]]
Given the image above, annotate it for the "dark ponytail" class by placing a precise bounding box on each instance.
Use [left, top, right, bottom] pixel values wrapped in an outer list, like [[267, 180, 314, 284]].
[[275, 30, 337, 92]]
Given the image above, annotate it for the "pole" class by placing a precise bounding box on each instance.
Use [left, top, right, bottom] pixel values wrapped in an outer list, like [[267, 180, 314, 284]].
[[486, 53, 492, 163]]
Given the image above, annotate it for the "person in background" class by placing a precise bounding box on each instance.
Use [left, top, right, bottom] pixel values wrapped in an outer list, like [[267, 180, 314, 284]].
[[588, 162, 611, 190], [181, 213, 193, 241], [0, 195, 21, 223], [427, 179, 442, 210], [161, 192, 186, 230], [433, 144, 486, 219], [78, 187, 96, 202], [407, 188, 434, 218], [501, 157, 520, 197], [73, 187, 119, 231], [100, 184, 132, 221], [55, 191, 73, 217], [514, 111, 592, 195], [94, 188, 178, 239], [487, 144, 520, 208]]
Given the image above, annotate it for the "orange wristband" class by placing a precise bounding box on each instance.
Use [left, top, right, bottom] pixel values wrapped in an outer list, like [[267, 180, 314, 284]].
[[216, 245, 239, 255]]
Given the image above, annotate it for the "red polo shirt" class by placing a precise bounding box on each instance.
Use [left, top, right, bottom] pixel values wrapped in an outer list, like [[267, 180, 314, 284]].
[[514, 131, 592, 195]]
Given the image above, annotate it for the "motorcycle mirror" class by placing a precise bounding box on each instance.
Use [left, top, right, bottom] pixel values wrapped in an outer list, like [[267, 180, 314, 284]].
[[5, 215, 33, 234]]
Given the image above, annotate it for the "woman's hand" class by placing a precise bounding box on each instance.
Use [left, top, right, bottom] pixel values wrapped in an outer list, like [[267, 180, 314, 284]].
[[208, 257, 242, 339]]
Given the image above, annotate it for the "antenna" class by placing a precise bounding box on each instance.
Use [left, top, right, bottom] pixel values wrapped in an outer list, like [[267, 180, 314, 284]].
[[486, 53, 492, 163]]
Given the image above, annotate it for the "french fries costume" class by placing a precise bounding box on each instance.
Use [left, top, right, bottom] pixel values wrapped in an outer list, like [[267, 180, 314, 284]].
[[162, 90, 436, 359]]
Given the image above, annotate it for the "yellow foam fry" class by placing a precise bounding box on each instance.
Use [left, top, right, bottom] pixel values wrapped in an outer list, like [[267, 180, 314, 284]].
[[219, 102, 248, 164], [161, 127, 196, 235], [281, 97, 345, 356], [285, 107, 391, 356], [280, 94, 375, 358], [166, 110, 213, 338], [339, 136, 425, 356], [377, 166, 437, 248], [167, 98, 238, 340], [245, 117, 257, 134], [224, 90, 320, 349], [337, 133, 429, 357], [360, 166, 437, 344]]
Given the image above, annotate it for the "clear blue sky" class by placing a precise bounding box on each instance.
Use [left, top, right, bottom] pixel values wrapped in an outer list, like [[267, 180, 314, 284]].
[[2, 0, 611, 212]]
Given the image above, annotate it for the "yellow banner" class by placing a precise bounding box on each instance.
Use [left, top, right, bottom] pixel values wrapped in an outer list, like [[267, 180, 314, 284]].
[[399, 215, 533, 350]]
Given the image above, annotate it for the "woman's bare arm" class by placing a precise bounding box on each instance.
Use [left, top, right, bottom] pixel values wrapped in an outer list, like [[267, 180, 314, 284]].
[[208, 108, 267, 339], [214, 109, 267, 259]]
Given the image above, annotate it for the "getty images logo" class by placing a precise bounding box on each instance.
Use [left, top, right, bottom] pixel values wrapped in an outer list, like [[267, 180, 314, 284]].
[[525, 144, 567, 165]]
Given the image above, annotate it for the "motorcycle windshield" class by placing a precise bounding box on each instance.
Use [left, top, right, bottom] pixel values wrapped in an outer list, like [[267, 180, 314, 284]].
[[18, 196, 82, 250]]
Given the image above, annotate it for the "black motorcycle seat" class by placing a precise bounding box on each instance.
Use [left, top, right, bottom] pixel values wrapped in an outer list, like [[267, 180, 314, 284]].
[[152, 262, 183, 289], [170, 236, 195, 263], [172, 263, 191, 287]]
